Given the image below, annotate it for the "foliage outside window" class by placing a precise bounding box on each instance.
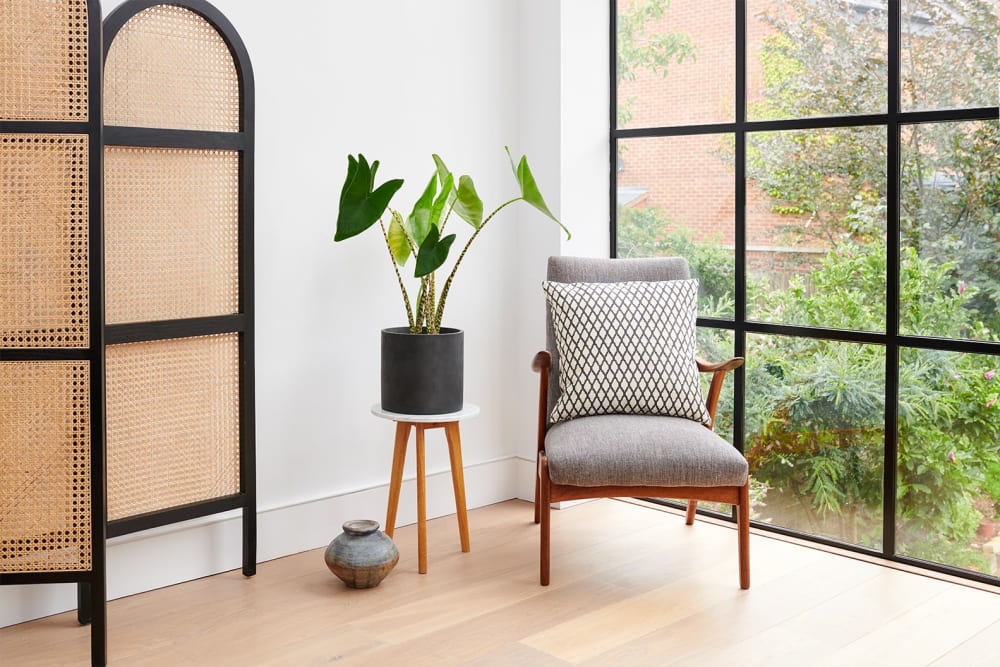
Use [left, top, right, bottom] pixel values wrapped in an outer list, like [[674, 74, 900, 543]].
[[614, 0, 1000, 578]]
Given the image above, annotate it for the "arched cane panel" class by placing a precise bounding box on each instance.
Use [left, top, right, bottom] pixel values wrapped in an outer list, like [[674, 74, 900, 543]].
[[103, 3, 239, 132], [102, 0, 254, 549], [0, 0, 101, 581]]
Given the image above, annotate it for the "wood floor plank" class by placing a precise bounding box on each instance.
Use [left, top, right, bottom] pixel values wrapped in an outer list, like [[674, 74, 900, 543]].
[[1, 499, 998, 666], [347, 501, 718, 649], [519, 521, 824, 665], [581, 539, 883, 666], [674, 569, 952, 667], [819, 583, 1000, 667], [928, 618, 1000, 667], [338, 515, 742, 666], [464, 642, 575, 667]]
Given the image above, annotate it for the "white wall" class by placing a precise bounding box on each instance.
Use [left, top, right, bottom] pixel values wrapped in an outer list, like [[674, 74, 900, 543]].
[[1, 0, 609, 628], [511, 0, 610, 488]]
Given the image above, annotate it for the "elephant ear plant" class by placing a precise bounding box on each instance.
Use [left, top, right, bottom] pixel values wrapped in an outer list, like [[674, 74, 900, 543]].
[[334, 148, 570, 333]]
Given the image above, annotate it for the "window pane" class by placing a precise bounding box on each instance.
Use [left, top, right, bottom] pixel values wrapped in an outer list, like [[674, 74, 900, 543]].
[[616, 135, 735, 319], [900, 120, 1000, 341], [901, 0, 1000, 112], [745, 334, 885, 548], [616, 0, 734, 128], [748, 0, 888, 121], [746, 126, 887, 331], [697, 326, 735, 444], [897, 349, 1000, 574]]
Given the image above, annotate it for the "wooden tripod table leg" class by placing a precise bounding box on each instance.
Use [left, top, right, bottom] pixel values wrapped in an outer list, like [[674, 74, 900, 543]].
[[444, 421, 471, 552], [415, 424, 428, 574], [385, 421, 410, 539]]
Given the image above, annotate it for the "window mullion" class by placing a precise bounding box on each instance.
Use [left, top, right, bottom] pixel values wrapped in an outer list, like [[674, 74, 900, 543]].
[[882, 0, 902, 560]]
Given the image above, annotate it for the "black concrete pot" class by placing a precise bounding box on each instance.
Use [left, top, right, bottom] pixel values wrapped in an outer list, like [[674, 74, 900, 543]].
[[381, 327, 464, 415]]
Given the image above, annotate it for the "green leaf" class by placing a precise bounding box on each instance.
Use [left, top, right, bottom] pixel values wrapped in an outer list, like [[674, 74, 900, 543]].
[[454, 175, 484, 228], [406, 174, 438, 245], [432, 154, 455, 199], [432, 154, 483, 228], [387, 210, 411, 266], [429, 172, 455, 230], [504, 147, 571, 239], [414, 225, 457, 278], [335, 154, 404, 241]]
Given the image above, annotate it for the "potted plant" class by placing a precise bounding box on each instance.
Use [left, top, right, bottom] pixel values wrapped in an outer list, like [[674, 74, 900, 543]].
[[334, 148, 569, 414]]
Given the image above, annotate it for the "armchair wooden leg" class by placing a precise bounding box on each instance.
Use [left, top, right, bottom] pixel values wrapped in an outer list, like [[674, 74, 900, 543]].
[[534, 461, 541, 524], [539, 453, 551, 586], [738, 482, 750, 590], [685, 500, 697, 525]]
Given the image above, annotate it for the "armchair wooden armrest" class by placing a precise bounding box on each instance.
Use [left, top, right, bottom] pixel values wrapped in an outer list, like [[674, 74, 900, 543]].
[[531, 351, 552, 454], [532, 350, 551, 373], [696, 356, 745, 428], [531, 350, 553, 526]]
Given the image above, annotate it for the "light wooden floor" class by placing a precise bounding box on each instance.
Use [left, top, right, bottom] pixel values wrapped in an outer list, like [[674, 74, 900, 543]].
[[3, 499, 1000, 666]]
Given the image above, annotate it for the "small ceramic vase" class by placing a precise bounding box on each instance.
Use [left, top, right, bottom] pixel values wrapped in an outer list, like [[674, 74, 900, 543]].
[[324, 520, 399, 588]]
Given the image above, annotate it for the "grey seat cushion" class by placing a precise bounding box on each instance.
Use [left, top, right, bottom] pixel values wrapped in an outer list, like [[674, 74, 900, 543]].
[[545, 415, 748, 488]]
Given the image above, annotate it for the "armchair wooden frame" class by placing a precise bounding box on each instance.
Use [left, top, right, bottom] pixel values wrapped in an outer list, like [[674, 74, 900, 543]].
[[532, 351, 750, 588]]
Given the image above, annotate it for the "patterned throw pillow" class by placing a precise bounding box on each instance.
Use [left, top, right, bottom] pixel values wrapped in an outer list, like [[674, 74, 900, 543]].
[[543, 279, 710, 425]]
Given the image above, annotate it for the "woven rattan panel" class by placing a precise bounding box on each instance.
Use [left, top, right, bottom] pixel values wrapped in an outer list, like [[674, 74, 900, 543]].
[[105, 146, 240, 324], [0, 134, 89, 347], [0, 0, 89, 122], [106, 334, 240, 520], [104, 5, 239, 132], [0, 362, 91, 572]]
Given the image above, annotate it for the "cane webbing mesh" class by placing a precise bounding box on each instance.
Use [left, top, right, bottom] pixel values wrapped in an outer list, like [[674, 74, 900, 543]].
[[0, 134, 89, 347], [106, 334, 240, 520], [0, 362, 91, 572], [104, 5, 239, 132], [0, 0, 89, 122], [104, 146, 240, 324]]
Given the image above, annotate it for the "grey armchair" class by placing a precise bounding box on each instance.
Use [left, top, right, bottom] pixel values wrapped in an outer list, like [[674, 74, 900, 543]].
[[533, 256, 750, 588]]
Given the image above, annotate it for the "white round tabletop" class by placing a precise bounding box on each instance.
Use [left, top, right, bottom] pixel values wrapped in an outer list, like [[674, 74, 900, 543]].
[[370, 403, 480, 423]]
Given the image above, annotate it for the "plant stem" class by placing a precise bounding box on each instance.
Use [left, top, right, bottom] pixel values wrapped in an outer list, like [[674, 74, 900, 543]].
[[428, 272, 438, 333], [416, 277, 427, 330], [439, 200, 456, 233], [433, 197, 521, 329], [420, 273, 437, 333], [379, 217, 416, 331]]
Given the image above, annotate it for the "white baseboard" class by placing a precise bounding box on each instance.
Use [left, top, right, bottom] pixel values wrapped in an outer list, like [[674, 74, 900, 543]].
[[515, 455, 536, 502], [0, 456, 520, 629]]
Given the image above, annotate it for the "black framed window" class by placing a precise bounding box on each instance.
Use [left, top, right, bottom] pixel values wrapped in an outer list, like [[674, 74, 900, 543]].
[[612, 0, 1000, 584]]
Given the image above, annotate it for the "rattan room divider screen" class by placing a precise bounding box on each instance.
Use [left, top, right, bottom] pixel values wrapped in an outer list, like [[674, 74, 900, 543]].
[[1, 1, 255, 665], [0, 0, 108, 662], [101, 1, 256, 559]]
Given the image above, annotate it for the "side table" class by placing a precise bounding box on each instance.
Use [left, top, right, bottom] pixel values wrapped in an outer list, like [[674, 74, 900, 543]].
[[371, 403, 480, 574]]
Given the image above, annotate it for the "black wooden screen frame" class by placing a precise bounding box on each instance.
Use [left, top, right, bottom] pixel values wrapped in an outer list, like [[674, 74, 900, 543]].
[[0, 0, 108, 662], [0, 1, 255, 663], [99, 0, 256, 573]]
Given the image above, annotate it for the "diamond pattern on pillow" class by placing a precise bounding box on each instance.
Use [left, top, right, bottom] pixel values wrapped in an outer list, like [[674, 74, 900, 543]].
[[543, 279, 710, 425]]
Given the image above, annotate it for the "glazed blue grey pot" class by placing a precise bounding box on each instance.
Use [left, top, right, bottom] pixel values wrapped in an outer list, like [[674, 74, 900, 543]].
[[324, 520, 399, 589], [381, 327, 464, 415]]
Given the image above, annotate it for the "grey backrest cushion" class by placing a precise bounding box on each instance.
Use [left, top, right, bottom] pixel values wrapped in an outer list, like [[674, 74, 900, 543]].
[[544, 256, 692, 424]]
